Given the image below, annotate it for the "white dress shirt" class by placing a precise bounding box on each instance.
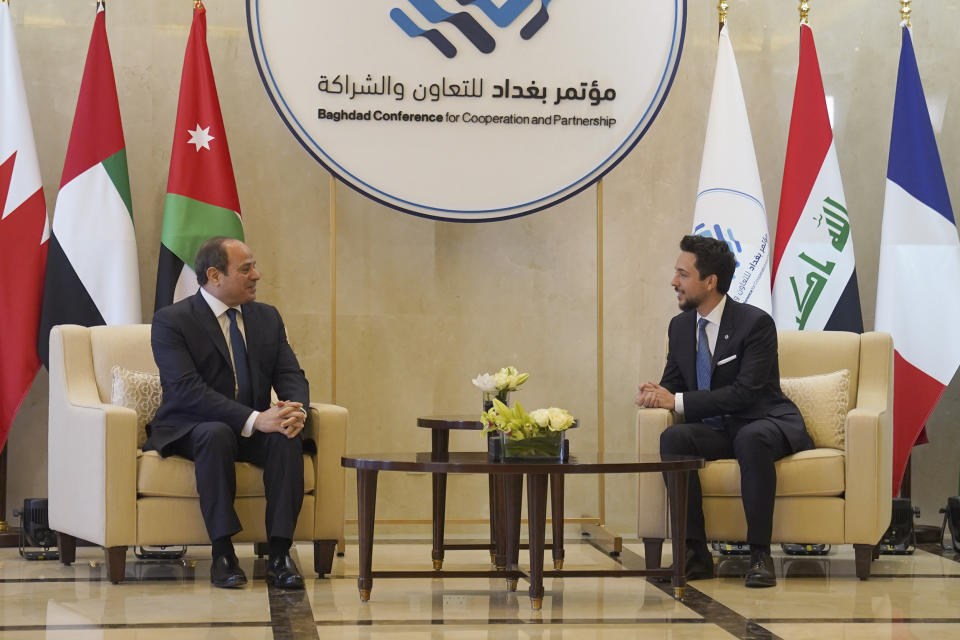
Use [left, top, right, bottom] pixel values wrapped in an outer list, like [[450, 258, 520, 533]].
[[674, 295, 727, 417], [199, 287, 258, 437]]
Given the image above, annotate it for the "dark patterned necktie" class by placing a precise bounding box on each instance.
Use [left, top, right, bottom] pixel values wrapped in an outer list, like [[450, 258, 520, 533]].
[[225, 308, 252, 407], [696, 317, 723, 429], [696, 317, 711, 391]]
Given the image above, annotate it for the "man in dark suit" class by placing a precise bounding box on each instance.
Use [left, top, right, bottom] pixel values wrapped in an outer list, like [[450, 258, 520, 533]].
[[145, 237, 309, 589], [637, 235, 813, 588]]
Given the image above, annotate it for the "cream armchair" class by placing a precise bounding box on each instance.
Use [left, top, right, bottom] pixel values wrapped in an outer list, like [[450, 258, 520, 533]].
[[637, 331, 893, 580], [47, 324, 347, 583]]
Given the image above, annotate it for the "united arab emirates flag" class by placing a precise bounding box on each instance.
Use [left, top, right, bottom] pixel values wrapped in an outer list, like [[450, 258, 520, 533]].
[[38, 1, 140, 367], [155, 1, 243, 311], [772, 23, 862, 333]]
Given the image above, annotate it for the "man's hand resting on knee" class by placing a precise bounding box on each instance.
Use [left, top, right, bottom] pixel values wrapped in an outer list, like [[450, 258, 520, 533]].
[[254, 400, 307, 438]]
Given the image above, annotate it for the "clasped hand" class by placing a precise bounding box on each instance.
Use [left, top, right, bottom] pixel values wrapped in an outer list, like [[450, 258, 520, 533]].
[[635, 382, 675, 411], [254, 400, 306, 438]]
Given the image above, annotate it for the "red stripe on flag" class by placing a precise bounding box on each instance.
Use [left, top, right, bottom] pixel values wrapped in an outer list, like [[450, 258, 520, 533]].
[[165, 5, 242, 216], [772, 24, 833, 281], [0, 152, 14, 216], [0, 188, 47, 453], [59, 8, 125, 188], [891, 351, 946, 496]]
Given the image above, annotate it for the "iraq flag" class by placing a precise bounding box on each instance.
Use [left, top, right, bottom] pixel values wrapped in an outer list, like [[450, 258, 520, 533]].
[[772, 23, 862, 332]]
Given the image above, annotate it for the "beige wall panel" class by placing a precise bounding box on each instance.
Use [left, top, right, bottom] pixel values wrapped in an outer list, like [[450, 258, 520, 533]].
[[6, 1, 960, 538]]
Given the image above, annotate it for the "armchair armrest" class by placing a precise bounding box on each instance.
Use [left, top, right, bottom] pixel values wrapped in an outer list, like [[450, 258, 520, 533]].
[[844, 407, 893, 544], [305, 403, 347, 541], [636, 408, 675, 539], [47, 325, 137, 548]]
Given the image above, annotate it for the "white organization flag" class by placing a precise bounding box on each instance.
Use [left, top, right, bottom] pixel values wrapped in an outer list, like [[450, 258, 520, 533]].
[[691, 23, 771, 313]]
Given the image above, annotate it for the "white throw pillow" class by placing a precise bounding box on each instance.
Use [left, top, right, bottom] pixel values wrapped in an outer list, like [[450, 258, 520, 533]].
[[110, 365, 162, 449], [780, 369, 850, 450]]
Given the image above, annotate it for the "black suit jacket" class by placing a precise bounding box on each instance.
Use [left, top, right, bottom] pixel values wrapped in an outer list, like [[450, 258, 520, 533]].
[[145, 290, 309, 456], [659, 297, 812, 453]]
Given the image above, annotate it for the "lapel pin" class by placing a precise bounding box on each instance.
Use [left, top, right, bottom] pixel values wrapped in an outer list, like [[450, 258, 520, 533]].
[[724, 334, 729, 340]]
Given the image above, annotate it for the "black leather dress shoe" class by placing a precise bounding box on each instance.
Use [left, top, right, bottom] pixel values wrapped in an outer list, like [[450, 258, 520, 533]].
[[210, 555, 247, 589], [266, 552, 305, 590], [744, 552, 777, 588]]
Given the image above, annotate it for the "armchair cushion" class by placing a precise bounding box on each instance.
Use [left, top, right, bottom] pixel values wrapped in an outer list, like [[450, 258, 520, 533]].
[[700, 448, 845, 497], [137, 450, 316, 497], [780, 369, 850, 449], [110, 365, 162, 448]]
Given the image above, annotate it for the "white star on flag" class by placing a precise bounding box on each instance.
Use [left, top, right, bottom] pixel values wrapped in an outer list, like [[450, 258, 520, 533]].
[[186, 123, 214, 151]]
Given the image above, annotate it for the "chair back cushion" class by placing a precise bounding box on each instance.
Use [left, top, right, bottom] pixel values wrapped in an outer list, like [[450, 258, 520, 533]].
[[89, 325, 156, 403], [111, 366, 163, 448], [777, 330, 860, 413], [780, 369, 850, 449]]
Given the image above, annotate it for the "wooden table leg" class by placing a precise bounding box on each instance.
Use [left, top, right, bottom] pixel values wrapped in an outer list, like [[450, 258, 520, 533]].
[[549, 473, 564, 570], [488, 474, 497, 564], [526, 473, 548, 610], [430, 429, 449, 570], [665, 469, 689, 600], [494, 473, 508, 570], [503, 473, 523, 591], [357, 469, 379, 601]]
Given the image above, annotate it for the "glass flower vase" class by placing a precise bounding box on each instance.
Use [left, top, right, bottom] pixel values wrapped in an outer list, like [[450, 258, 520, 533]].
[[500, 429, 565, 462], [482, 390, 510, 413]]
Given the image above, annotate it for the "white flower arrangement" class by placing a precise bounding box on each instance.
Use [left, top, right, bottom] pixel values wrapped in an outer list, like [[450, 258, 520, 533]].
[[472, 366, 529, 401]]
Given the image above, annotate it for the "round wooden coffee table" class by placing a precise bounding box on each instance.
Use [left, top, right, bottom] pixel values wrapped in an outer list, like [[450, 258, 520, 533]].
[[342, 451, 704, 609]]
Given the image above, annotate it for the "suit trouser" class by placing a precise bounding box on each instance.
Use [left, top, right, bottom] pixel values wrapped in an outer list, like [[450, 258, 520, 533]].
[[169, 422, 304, 541], [660, 418, 792, 546]]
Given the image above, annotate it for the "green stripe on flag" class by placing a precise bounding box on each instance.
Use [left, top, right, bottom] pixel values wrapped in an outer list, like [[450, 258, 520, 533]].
[[101, 149, 133, 218], [161, 193, 244, 267]]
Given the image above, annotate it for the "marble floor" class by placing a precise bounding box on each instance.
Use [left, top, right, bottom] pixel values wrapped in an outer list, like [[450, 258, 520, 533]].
[[0, 535, 958, 639]]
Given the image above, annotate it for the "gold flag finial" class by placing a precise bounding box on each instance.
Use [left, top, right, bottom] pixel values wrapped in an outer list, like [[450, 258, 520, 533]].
[[799, 1, 810, 25], [718, 1, 728, 25], [900, 0, 912, 27]]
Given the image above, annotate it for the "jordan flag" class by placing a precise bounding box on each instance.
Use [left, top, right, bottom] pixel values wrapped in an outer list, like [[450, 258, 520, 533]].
[[875, 26, 960, 495], [155, 1, 242, 311], [0, 1, 50, 453], [772, 23, 862, 332], [38, 1, 141, 367], [692, 23, 771, 313]]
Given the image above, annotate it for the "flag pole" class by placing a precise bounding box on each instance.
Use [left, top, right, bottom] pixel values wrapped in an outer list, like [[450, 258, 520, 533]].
[[717, 1, 727, 37], [799, 1, 810, 25], [900, 0, 912, 27]]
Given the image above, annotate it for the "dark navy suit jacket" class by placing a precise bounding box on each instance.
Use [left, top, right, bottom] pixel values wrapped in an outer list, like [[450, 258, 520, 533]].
[[145, 290, 309, 456], [659, 297, 812, 453]]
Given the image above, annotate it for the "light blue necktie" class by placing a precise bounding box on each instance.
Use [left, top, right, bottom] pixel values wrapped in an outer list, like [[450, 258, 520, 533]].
[[696, 317, 711, 391]]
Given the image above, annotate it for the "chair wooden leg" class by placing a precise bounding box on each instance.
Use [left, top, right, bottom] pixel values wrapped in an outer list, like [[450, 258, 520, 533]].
[[105, 546, 126, 584], [643, 538, 664, 570], [57, 533, 77, 566], [254, 542, 269, 559], [314, 539, 337, 577], [854, 543, 874, 580]]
